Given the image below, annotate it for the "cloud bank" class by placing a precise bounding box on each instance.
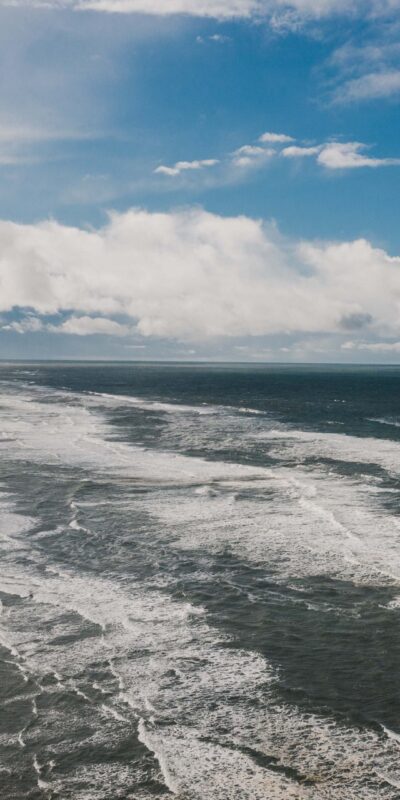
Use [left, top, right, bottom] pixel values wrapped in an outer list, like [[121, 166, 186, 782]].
[[2, 0, 398, 20], [1, 208, 400, 345]]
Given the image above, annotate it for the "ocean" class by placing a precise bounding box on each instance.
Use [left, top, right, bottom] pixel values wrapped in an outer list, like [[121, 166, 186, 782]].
[[1, 361, 400, 799]]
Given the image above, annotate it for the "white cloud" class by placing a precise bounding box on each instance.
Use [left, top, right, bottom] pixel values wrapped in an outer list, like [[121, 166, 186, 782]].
[[154, 159, 219, 177], [1, 313, 130, 336], [0, 123, 94, 144], [156, 136, 400, 183], [154, 165, 181, 177], [209, 33, 231, 41], [154, 139, 279, 181], [0, 155, 36, 166], [0, 121, 98, 169], [231, 144, 275, 168], [0, 0, 393, 28], [2, 315, 44, 334], [1, 208, 400, 343], [342, 340, 400, 352], [74, 0, 264, 15], [3, 0, 398, 21], [327, 38, 400, 107], [196, 33, 231, 43], [259, 131, 295, 143], [0, 0, 262, 15], [280, 140, 400, 169], [281, 145, 321, 157], [316, 141, 400, 169], [334, 70, 400, 103], [51, 316, 131, 336]]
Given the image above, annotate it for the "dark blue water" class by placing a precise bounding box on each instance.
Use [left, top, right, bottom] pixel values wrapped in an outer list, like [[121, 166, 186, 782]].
[[1, 362, 400, 799]]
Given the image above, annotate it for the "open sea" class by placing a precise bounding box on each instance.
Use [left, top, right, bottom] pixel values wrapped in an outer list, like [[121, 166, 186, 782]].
[[2, 361, 400, 799]]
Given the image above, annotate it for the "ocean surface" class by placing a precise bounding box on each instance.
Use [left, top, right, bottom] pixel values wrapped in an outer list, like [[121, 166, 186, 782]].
[[1, 362, 400, 799]]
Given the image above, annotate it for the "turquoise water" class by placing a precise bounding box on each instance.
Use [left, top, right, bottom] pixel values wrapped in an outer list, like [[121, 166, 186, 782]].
[[1, 362, 400, 798]]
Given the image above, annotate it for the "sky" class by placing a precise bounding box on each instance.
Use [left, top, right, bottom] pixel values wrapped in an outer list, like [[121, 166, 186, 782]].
[[0, 0, 400, 362]]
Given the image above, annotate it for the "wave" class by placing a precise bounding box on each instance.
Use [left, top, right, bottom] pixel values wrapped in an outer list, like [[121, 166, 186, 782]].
[[1, 549, 400, 799], [1, 383, 400, 796], [86, 391, 217, 416], [257, 426, 400, 477], [367, 417, 400, 429], [1, 386, 400, 585]]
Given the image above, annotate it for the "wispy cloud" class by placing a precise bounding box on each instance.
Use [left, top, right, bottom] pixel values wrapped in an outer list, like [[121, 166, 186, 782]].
[[3, 0, 399, 22], [326, 28, 400, 105], [0, 123, 95, 144], [282, 144, 321, 158], [196, 33, 232, 44], [231, 144, 275, 168], [342, 340, 400, 353], [154, 158, 219, 177], [0, 121, 99, 168], [333, 69, 400, 103]]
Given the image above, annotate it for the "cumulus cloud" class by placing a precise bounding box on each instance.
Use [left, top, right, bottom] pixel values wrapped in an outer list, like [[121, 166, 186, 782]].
[[1, 208, 400, 343], [282, 141, 400, 169], [316, 141, 400, 169], [259, 131, 295, 143], [153, 132, 293, 182], [1, 313, 132, 336], [156, 136, 400, 184], [2, 315, 45, 334], [152, 135, 290, 182]]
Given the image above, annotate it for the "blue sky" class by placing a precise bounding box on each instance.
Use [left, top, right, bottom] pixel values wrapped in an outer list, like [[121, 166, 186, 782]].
[[1, 0, 400, 361]]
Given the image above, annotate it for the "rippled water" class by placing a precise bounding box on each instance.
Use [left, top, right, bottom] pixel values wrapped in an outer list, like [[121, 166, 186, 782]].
[[1, 362, 400, 799]]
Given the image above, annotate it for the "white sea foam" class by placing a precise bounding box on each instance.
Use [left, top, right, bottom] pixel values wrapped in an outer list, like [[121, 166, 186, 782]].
[[1, 383, 400, 797], [1, 541, 400, 799], [17, 731, 25, 748], [1, 383, 400, 585], [138, 718, 180, 794], [381, 725, 400, 746], [87, 391, 216, 416], [257, 426, 400, 476], [135, 464, 400, 585]]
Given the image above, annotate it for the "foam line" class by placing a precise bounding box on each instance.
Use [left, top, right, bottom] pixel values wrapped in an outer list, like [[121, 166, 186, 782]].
[[137, 719, 179, 795]]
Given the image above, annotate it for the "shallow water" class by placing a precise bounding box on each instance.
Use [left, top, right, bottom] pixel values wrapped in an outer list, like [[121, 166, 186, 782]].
[[1, 362, 400, 798]]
